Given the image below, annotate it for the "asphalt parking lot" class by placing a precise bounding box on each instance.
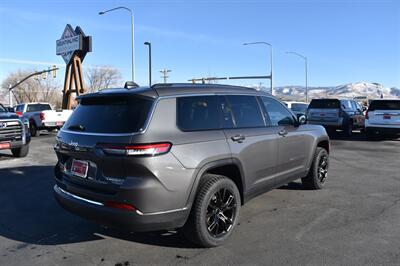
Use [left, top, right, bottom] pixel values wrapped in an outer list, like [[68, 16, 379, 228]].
[[0, 132, 399, 265]]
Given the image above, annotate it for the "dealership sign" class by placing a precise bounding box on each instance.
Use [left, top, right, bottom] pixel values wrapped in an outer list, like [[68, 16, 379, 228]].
[[56, 24, 92, 64]]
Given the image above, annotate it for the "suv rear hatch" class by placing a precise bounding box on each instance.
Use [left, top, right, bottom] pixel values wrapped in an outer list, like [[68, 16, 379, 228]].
[[55, 94, 154, 194], [367, 100, 400, 126], [307, 99, 341, 122]]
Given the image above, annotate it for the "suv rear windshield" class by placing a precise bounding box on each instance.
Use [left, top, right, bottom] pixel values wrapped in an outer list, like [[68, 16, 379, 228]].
[[26, 104, 52, 112], [0, 104, 6, 112], [308, 99, 340, 109], [64, 95, 153, 134], [368, 100, 400, 111], [290, 103, 308, 112]]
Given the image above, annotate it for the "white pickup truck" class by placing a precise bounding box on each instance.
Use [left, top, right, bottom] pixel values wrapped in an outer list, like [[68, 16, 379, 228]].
[[14, 103, 73, 137]]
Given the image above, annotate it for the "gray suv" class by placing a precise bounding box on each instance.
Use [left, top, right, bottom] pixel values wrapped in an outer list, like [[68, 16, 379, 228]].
[[306, 98, 365, 136], [53, 84, 330, 247]]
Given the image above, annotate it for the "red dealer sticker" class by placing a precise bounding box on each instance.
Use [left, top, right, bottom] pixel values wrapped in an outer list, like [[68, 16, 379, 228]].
[[71, 159, 89, 178]]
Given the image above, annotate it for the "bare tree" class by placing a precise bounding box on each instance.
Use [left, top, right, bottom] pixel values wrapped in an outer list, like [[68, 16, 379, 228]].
[[1, 69, 62, 107], [85, 66, 122, 93]]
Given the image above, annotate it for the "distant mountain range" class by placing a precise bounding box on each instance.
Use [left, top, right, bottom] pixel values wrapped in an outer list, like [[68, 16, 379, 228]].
[[253, 82, 400, 101]]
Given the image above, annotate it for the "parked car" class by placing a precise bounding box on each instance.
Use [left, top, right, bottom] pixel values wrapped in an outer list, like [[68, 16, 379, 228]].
[[53, 83, 330, 247], [14, 102, 73, 137], [284, 101, 308, 121], [0, 103, 30, 157], [306, 98, 365, 136], [365, 99, 400, 139]]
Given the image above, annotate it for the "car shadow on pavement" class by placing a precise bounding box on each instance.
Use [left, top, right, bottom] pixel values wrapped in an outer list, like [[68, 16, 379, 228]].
[[0, 166, 196, 248], [328, 131, 400, 142], [278, 181, 304, 190]]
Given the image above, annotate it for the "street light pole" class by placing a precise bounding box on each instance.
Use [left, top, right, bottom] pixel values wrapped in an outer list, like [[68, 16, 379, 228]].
[[99, 6, 135, 82], [243, 41, 273, 95], [286, 51, 308, 102], [144, 42, 152, 86]]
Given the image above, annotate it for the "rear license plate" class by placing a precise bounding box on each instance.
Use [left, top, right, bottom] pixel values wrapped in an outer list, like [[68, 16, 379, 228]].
[[0, 142, 10, 150], [320, 113, 326, 116], [71, 159, 89, 178], [383, 115, 391, 119], [56, 121, 63, 126]]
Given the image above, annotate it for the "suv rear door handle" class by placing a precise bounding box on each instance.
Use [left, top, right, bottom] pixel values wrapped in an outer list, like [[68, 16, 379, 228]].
[[231, 134, 246, 143], [278, 130, 288, 137]]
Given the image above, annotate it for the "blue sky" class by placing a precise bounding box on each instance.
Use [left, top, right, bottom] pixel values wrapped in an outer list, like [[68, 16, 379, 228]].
[[0, 0, 399, 88]]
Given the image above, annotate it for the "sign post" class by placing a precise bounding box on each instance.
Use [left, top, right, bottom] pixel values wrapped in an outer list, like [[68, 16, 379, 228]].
[[56, 24, 92, 109]]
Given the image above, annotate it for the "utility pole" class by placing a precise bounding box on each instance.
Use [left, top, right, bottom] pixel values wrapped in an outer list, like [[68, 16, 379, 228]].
[[243, 42, 273, 95], [144, 42, 152, 86], [99, 6, 135, 82], [286, 51, 308, 102], [160, 69, 171, 83], [8, 84, 12, 107]]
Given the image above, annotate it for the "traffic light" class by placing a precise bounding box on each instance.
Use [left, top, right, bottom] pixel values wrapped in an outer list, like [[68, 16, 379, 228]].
[[42, 71, 47, 79], [52, 65, 57, 78]]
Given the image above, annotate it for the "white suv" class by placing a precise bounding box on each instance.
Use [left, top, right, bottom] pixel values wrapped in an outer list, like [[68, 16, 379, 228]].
[[365, 99, 400, 139]]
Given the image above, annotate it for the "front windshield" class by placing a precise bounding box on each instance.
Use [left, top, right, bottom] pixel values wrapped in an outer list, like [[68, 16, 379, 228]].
[[0, 104, 7, 112]]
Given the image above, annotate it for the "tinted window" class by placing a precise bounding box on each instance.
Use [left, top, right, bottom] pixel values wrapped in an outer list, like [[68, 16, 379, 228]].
[[15, 105, 24, 112], [177, 96, 220, 131], [369, 100, 400, 111], [290, 103, 308, 112], [226, 96, 265, 128], [341, 100, 353, 110], [261, 97, 294, 126], [309, 99, 340, 109], [0, 104, 6, 112], [26, 104, 51, 112], [64, 96, 153, 133]]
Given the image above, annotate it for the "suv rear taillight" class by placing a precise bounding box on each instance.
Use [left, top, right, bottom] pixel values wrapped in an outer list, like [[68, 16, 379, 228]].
[[365, 110, 369, 119], [99, 142, 172, 157], [40, 112, 45, 121]]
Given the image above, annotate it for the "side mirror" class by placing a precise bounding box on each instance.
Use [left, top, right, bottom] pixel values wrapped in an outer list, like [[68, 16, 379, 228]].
[[362, 106, 367, 112], [298, 115, 307, 125]]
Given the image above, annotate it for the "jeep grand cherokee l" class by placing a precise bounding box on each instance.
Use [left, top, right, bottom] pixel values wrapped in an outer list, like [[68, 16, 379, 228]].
[[53, 84, 330, 247]]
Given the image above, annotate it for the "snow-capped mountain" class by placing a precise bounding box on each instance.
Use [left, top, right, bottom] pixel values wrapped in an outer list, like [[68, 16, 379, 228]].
[[257, 82, 399, 101]]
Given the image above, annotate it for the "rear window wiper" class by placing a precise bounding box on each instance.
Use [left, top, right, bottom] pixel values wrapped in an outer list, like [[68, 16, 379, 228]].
[[67, 124, 85, 131]]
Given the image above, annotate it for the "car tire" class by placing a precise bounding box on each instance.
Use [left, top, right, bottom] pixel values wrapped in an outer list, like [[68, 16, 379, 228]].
[[11, 145, 29, 158], [302, 147, 329, 190], [182, 174, 241, 247], [30, 123, 40, 137]]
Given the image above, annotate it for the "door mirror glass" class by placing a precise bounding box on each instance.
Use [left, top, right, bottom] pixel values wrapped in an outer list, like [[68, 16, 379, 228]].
[[298, 115, 307, 125]]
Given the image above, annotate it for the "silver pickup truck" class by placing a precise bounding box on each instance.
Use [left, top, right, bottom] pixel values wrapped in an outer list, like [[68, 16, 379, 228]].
[[14, 103, 73, 137], [0, 103, 30, 157]]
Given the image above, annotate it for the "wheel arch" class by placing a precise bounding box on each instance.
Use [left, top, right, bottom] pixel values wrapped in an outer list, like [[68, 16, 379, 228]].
[[317, 139, 330, 154], [186, 159, 246, 208]]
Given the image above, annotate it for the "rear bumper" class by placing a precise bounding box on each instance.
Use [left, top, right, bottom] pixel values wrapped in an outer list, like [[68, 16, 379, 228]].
[[42, 121, 64, 128], [365, 126, 400, 135], [307, 119, 343, 128], [54, 185, 189, 231]]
